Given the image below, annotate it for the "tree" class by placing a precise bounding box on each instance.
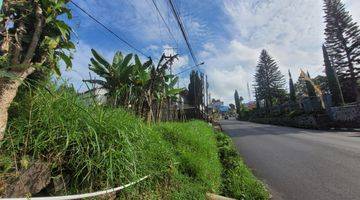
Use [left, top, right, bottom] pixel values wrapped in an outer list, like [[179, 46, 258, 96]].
[[255, 87, 261, 108], [84, 49, 134, 106], [323, 0, 360, 102], [0, 0, 74, 140], [188, 70, 204, 108], [323, 45, 345, 106], [85, 50, 182, 123], [254, 50, 285, 108], [289, 70, 296, 102], [84, 49, 135, 107], [234, 90, 241, 115]]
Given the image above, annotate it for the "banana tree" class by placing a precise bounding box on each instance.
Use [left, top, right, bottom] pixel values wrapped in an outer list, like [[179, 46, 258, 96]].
[[84, 49, 134, 107], [163, 75, 183, 121], [130, 55, 151, 115], [135, 54, 179, 123], [0, 0, 74, 140]]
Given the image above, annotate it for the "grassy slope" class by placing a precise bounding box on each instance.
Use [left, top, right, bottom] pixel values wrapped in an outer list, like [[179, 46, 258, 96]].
[[0, 85, 268, 199], [215, 132, 269, 199], [154, 121, 222, 199]]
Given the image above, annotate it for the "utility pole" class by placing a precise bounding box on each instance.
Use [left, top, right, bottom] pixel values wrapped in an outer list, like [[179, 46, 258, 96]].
[[205, 75, 209, 107], [163, 51, 178, 121]]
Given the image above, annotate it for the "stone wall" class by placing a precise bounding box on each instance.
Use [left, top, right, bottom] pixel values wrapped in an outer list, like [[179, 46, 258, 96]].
[[328, 103, 360, 127], [249, 101, 360, 129], [249, 114, 328, 129]]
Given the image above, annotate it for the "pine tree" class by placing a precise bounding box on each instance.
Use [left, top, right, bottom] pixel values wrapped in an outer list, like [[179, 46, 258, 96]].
[[234, 90, 241, 114], [289, 70, 297, 102], [323, 45, 345, 106], [254, 50, 286, 108], [255, 88, 261, 108], [323, 0, 360, 102]]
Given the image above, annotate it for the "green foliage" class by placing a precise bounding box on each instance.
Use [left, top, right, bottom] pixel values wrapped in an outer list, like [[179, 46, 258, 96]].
[[215, 132, 269, 200], [154, 121, 222, 199], [84, 49, 135, 106], [1, 85, 224, 199], [84, 50, 183, 122], [323, 45, 345, 106], [324, 0, 360, 102], [2, 0, 74, 73], [234, 90, 242, 115], [254, 50, 286, 108], [289, 70, 296, 102], [188, 70, 205, 107], [2, 84, 172, 197]]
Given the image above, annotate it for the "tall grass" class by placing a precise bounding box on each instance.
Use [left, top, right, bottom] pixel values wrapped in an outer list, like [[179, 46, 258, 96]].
[[1, 84, 172, 197], [215, 132, 269, 200], [154, 121, 222, 199], [0, 84, 223, 199]]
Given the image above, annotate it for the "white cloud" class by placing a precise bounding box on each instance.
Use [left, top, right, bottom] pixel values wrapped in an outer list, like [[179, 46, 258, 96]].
[[200, 40, 260, 103]]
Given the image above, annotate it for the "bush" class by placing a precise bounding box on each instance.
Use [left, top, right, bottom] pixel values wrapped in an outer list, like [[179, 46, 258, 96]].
[[215, 132, 269, 200]]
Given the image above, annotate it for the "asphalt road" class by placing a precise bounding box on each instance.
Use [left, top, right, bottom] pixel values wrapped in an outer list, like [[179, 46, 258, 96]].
[[220, 119, 360, 200]]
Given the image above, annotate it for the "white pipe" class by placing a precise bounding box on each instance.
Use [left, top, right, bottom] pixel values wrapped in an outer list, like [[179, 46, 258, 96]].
[[2, 175, 150, 200]]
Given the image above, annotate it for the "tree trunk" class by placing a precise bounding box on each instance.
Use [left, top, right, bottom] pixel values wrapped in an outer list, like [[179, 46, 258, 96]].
[[0, 2, 43, 140], [156, 100, 163, 123], [0, 67, 35, 140], [145, 92, 153, 124], [167, 97, 171, 121]]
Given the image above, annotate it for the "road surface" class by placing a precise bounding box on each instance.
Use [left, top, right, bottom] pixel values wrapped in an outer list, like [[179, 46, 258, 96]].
[[220, 119, 360, 200]]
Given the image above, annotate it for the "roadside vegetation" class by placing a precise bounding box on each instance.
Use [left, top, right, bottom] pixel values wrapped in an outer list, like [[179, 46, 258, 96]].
[[215, 132, 269, 200], [0, 0, 268, 199], [0, 84, 268, 199]]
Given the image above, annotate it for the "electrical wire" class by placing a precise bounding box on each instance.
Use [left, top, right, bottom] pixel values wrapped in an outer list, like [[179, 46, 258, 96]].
[[174, 62, 204, 76], [70, 1, 150, 59], [150, 0, 179, 48], [168, 0, 199, 65]]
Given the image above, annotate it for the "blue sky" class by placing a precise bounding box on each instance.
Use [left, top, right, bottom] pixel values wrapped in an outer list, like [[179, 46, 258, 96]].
[[61, 0, 360, 104]]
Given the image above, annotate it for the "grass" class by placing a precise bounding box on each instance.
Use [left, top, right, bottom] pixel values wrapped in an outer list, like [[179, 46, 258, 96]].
[[0, 83, 269, 199], [215, 131, 269, 200], [1, 84, 172, 198], [154, 121, 222, 199]]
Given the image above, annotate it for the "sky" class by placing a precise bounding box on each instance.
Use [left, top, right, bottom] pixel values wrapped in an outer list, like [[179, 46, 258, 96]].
[[61, 0, 360, 105]]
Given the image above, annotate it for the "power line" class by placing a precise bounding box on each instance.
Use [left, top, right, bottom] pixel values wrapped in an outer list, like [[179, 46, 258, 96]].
[[174, 62, 204, 76], [70, 1, 150, 59], [168, 0, 199, 65], [150, 0, 179, 48]]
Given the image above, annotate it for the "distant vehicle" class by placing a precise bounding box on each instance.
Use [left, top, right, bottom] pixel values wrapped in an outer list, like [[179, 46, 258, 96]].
[[224, 115, 229, 120]]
